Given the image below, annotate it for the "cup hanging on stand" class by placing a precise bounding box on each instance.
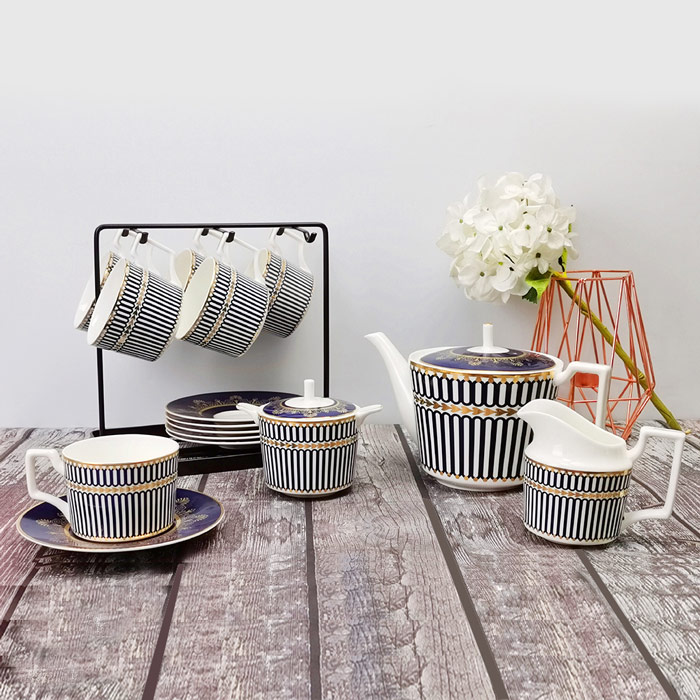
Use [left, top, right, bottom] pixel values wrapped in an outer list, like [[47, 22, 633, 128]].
[[74, 229, 138, 331], [172, 227, 238, 291], [86, 234, 183, 362], [234, 228, 314, 338], [176, 233, 270, 357]]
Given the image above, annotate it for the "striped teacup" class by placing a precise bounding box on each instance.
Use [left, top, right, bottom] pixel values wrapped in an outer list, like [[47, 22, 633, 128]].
[[176, 257, 270, 357], [74, 250, 122, 331], [24, 435, 179, 542], [251, 230, 314, 337], [87, 258, 183, 361], [173, 228, 221, 290]]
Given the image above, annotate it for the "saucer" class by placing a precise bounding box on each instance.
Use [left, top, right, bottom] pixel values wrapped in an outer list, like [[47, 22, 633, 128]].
[[166, 391, 294, 422], [166, 415, 259, 433], [16, 488, 224, 553], [165, 426, 261, 446]]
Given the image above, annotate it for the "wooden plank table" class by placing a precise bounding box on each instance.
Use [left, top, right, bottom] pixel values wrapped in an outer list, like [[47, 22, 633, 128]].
[[0, 422, 698, 699]]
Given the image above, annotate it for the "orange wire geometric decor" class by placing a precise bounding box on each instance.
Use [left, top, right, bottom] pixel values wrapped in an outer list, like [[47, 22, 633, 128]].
[[531, 270, 654, 439]]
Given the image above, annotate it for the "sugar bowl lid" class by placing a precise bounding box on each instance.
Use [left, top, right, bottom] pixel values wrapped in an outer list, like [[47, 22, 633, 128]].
[[262, 380, 357, 420], [417, 323, 556, 373]]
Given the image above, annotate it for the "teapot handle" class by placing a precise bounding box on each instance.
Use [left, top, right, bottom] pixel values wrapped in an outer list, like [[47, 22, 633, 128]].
[[554, 361, 611, 427], [621, 427, 685, 532]]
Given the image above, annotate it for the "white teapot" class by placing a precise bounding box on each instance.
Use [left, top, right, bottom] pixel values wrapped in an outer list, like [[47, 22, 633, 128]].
[[366, 323, 611, 491]]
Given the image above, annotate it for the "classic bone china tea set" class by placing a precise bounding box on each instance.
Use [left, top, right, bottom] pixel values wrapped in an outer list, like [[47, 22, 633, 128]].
[[17, 224, 687, 553], [366, 324, 686, 545]]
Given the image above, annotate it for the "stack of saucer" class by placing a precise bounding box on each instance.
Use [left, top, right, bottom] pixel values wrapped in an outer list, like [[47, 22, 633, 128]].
[[165, 391, 294, 448]]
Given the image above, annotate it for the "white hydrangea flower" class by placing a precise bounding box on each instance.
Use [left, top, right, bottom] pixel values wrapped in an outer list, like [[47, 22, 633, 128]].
[[437, 172, 578, 303]]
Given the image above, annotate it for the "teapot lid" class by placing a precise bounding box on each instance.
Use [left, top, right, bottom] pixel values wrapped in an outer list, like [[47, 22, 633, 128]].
[[418, 323, 556, 373], [262, 379, 356, 420]]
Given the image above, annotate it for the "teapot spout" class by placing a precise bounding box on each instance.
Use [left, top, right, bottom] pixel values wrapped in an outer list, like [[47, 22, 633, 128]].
[[365, 332, 417, 442]]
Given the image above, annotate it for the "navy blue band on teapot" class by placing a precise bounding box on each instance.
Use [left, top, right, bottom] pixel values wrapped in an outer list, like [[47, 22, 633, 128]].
[[418, 347, 556, 372], [417, 322, 556, 372]]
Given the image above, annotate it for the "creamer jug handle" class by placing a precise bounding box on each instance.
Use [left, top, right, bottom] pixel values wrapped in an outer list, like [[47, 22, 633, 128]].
[[621, 427, 685, 531]]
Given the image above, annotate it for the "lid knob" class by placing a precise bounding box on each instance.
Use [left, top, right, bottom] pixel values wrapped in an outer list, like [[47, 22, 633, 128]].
[[284, 378, 336, 409], [467, 323, 509, 354]]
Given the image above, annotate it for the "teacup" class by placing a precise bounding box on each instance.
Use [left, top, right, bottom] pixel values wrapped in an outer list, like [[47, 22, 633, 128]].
[[87, 258, 183, 361], [24, 434, 179, 542], [173, 228, 224, 290], [176, 254, 270, 357], [248, 230, 314, 337], [74, 230, 135, 331]]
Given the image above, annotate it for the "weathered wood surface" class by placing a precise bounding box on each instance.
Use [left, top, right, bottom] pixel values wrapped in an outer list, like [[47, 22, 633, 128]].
[[154, 469, 311, 700], [0, 424, 698, 699], [0, 429, 201, 700], [404, 422, 700, 700], [311, 425, 496, 699], [584, 419, 700, 698]]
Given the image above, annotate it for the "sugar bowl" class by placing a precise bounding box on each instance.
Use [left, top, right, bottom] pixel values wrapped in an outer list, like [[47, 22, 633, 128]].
[[237, 380, 382, 497]]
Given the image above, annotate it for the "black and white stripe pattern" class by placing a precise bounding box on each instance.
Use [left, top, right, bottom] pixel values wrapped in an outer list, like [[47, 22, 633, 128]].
[[261, 439, 358, 495], [412, 367, 557, 407], [202, 271, 269, 357], [76, 251, 121, 331], [411, 365, 557, 484], [91, 263, 182, 361], [182, 261, 232, 345], [181, 250, 206, 290], [113, 272, 182, 361], [64, 453, 178, 542], [93, 262, 145, 350], [523, 457, 631, 544], [261, 252, 314, 337], [259, 417, 356, 443], [525, 458, 631, 495], [259, 417, 358, 495]]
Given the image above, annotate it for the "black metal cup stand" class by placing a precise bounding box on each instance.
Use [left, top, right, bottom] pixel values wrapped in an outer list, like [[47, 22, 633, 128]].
[[90, 222, 329, 475]]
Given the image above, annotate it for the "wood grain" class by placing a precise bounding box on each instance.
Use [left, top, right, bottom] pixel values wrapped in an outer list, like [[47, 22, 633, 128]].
[[0, 424, 699, 699], [582, 421, 700, 698], [311, 425, 497, 699], [585, 549, 700, 699], [154, 468, 312, 700], [401, 425, 695, 699], [0, 428, 91, 592], [0, 428, 202, 700]]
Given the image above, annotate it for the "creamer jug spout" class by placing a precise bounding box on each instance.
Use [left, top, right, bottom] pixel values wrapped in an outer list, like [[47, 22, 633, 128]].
[[517, 398, 627, 473]]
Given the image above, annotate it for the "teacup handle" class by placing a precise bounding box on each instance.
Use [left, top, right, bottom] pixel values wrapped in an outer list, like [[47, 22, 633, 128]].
[[553, 361, 611, 428], [227, 237, 267, 285], [267, 229, 311, 273], [143, 238, 177, 282], [621, 427, 685, 532], [191, 228, 209, 254], [25, 448, 70, 521]]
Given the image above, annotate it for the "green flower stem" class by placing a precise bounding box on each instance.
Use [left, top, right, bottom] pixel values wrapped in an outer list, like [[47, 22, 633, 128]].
[[551, 273, 685, 433]]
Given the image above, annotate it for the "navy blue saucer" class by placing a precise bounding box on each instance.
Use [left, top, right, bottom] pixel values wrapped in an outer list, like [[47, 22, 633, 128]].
[[16, 488, 223, 553]]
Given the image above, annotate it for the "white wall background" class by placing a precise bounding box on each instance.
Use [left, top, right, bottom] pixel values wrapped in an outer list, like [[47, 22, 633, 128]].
[[1, 1, 698, 427]]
